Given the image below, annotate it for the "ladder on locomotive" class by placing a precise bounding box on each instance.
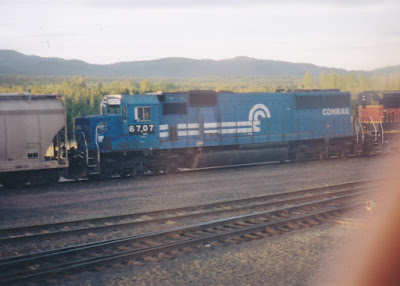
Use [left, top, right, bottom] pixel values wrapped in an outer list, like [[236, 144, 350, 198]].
[[364, 116, 386, 153], [87, 151, 100, 175], [81, 131, 101, 175]]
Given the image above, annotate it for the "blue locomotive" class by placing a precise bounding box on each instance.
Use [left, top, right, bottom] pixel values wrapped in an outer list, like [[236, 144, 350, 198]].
[[68, 89, 364, 178]]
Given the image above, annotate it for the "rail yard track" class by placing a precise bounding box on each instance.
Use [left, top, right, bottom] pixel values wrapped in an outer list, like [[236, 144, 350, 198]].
[[0, 179, 380, 284], [0, 180, 378, 244]]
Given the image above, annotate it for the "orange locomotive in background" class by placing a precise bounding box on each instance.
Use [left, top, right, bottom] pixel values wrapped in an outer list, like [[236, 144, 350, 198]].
[[358, 91, 400, 151]]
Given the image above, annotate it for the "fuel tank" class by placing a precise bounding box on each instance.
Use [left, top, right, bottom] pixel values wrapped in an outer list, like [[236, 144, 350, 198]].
[[192, 147, 288, 168]]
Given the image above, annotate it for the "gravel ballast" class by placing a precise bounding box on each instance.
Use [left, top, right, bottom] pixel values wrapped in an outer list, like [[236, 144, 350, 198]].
[[0, 155, 395, 285], [0, 156, 392, 227], [59, 218, 368, 285]]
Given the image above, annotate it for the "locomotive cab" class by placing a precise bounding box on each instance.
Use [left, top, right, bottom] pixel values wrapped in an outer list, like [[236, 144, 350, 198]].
[[100, 95, 126, 118], [124, 95, 160, 150], [70, 94, 161, 178]]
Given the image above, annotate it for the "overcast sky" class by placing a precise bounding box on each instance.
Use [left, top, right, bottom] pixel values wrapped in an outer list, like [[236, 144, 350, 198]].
[[0, 0, 399, 71]]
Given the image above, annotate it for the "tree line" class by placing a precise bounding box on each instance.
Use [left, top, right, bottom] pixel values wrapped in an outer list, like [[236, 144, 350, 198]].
[[0, 73, 399, 138], [302, 72, 400, 94]]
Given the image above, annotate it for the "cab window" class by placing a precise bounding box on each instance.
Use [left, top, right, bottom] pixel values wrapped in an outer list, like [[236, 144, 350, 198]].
[[107, 105, 121, 114], [135, 107, 151, 121]]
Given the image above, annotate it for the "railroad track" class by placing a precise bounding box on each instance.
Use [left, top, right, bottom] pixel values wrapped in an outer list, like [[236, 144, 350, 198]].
[[0, 180, 378, 245], [0, 180, 379, 284]]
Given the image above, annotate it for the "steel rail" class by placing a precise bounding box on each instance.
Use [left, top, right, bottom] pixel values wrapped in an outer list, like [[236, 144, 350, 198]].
[[0, 179, 378, 245], [0, 190, 372, 283]]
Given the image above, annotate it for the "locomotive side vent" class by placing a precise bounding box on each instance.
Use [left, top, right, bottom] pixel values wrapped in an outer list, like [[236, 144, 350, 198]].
[[163, 103, 187, 115]]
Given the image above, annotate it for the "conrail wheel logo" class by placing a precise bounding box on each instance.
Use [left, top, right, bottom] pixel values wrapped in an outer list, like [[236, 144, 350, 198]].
[[97, 122, 108, 133], [322, 108, 350, 116], [249, 104, 271, 132]]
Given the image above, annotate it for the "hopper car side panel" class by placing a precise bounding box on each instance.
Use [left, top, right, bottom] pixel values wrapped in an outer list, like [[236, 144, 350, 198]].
[[0, 94, 68, 187]]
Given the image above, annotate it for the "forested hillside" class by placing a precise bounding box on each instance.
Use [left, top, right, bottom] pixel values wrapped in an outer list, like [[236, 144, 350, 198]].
[[0, 50, 348, 77]]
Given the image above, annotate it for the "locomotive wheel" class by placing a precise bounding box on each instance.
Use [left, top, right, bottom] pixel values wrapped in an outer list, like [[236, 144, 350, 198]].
[[339, 149, 349, 159], [317, 149, 329, 160], [290, 145, 309, 162], [168, 162, 180, 173], [136, 164, 149, 176], [294, 151, 305, 162], [160, 165, 169, 175]]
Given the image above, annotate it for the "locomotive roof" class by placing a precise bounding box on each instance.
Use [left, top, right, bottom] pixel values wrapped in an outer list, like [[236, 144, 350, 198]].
[[103, 89, 349, 106], [104, 89, 346, 97]]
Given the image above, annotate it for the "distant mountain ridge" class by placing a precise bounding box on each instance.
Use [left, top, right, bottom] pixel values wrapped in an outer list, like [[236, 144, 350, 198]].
[[0, 50, 398, 78]]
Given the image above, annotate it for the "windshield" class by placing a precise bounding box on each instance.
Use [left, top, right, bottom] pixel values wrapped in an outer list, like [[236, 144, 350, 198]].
[[107, 105, 121, 115]]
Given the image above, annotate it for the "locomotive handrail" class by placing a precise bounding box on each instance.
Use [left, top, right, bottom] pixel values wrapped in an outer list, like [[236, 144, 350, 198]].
[[380, 116, 385, 144], [95, 124, 101, 166], [355, 121, 359, 143], [81, 132, 89, 166], [369, 116, 377, 142], [357, 119, 364, 144]]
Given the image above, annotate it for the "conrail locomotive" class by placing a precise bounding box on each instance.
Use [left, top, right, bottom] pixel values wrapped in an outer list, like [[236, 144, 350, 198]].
[[1, 89, 399, 188]]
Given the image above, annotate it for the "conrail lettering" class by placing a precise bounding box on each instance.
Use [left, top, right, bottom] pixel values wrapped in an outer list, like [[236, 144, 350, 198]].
[[322, 108, 350, 116]]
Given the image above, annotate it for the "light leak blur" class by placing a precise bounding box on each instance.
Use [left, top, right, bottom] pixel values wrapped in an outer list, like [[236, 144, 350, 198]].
[[315, 151, 400, 285]]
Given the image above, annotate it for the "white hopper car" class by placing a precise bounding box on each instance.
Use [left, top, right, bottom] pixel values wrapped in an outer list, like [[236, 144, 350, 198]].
[[0, 93, 68, 187]]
